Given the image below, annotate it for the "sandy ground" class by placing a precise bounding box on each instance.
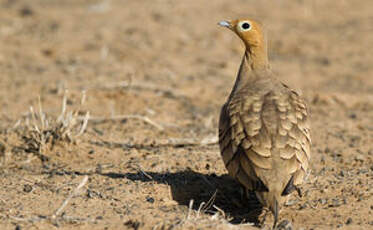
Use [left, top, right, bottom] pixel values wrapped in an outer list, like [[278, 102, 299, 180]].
[[0, 0, 372, 229]]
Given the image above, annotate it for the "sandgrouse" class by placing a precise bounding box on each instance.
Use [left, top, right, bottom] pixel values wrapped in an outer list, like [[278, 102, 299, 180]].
[[218, 19, 311, 228]]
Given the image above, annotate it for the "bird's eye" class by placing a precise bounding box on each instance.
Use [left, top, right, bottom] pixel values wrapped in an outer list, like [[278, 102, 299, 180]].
[[240, 22, 251, 31]]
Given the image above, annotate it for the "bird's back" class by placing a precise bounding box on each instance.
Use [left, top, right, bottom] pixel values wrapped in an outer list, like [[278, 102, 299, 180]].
[[219, 75, 311, 200]]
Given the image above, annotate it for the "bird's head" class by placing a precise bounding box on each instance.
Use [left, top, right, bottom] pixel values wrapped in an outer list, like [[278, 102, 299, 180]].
[[218, 18, 265, 50]]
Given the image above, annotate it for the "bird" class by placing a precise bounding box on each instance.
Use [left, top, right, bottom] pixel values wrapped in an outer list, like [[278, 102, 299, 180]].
[[218, 18, 311, 228]]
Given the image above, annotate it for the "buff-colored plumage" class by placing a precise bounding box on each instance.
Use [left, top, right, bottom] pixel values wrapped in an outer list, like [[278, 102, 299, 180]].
[[218, 19, 311, 228]]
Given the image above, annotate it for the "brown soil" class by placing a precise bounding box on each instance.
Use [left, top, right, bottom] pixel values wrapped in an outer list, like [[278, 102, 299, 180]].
[[0, 0, 372, 229]]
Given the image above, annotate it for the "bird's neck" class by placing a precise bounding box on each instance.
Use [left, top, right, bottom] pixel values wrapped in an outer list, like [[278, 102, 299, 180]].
[[229, 47, 271, 98], [245, 43, 270, 70]]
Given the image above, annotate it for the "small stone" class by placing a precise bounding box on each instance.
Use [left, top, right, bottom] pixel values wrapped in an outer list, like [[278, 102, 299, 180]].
[[19, 6, 34, 17], [23, 184, 33, 193], [124, 220, 141, 230], [146, 197, 154, 203], [348, 113, 357, 119], [299, 203, 307, 210], [88, 150, 95, 155], [319, 198, 327, 205], [345, 217, 352, 225], [87, 189, 94, 198], [96, 216, 103, 220], [354, 154, 364, 162], [15, 225, 21, 230]]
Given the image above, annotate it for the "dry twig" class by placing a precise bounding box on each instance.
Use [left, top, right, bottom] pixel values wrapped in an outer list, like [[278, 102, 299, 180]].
[[79, 114, 163, 131], [52, 175, 89, 218], [167, 136, 218, 146]]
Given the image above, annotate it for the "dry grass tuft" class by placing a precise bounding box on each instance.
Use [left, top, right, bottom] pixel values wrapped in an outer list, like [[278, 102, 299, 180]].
[[16, 90, 90, 158], [172, 199, 255, 230]]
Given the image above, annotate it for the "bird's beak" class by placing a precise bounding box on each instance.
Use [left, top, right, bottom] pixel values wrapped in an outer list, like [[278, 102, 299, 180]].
[[218, 20, 232, 29]]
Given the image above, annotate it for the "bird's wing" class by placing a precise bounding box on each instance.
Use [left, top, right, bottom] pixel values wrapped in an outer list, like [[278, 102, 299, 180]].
[[219, 94, 271, 192], [219, 87, 311, 191], [274, 87, 311, 186]]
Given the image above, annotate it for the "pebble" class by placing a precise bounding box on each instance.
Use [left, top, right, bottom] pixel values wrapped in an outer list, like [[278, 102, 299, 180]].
[[146, 196, 154, 203], [124, 220, 141, 230], [348, 113, 357, 119], [345, 217, 352, 225], [19, 6, 34, 17], [23, 184, 33, 193], [299, 203, 307, 210], [319, 198, 327, 205]]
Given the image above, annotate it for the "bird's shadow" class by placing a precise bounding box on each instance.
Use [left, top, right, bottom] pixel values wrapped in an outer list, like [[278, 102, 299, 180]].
[[101, 170, 263, 224]]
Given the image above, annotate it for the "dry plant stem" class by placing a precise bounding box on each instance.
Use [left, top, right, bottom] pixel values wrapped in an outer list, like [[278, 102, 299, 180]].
[[9, 215, 44, 223], [167, 136, 218, 146], [0, 197, 6, 205], [203, 190, 218, 211], [80, 115, 164, 131], [76, 111, 90, 136], [186, 199, 194, 220], [52, 175, 89, 218], [138, 166, 153, 180], [212, 205, 226, 219]]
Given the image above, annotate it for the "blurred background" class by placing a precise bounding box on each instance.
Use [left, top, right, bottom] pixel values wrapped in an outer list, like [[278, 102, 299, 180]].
[[0, 0, 372, 119], [0, 0, 372, 229]]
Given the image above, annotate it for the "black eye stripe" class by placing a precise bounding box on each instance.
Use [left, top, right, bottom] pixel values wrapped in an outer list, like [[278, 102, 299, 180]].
[[241, 22, 251, 30]]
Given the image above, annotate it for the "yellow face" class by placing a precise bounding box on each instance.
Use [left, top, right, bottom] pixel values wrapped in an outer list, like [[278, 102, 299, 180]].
[[218, 18, 264, 48]]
